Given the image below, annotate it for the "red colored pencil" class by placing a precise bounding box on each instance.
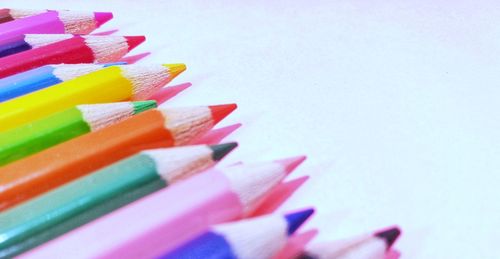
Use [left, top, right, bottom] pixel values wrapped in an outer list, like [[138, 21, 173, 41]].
[[0, 35, 144, 78]]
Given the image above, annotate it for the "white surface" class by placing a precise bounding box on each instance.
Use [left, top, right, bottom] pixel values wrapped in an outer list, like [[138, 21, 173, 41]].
[[5, 1, 500, 258]]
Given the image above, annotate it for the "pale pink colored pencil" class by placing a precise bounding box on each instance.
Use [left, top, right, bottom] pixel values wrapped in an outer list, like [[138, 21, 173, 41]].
[[23, 157, 306, 259], [0, 10, 112, 42]]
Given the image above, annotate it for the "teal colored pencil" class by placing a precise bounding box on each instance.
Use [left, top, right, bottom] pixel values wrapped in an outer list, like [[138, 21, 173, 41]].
[[0, 143, 237, 258]]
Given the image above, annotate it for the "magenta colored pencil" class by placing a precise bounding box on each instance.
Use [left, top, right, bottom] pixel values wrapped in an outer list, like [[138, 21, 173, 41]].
[[22, 157, 306, 259], [0, 10, 112, 42]]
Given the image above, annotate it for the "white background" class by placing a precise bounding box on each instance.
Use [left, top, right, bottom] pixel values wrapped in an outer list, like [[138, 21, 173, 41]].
[[4, 1, 500, 258]]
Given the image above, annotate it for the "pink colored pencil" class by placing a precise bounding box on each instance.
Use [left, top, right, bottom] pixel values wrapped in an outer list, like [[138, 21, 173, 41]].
[[23, 157, 306, 259], [0, 10, 112, 42]]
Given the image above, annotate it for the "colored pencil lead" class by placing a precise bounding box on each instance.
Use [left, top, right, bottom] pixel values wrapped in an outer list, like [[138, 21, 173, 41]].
[[210, 103, 238, 124], [160, 208, 315, 259], [0, 104, 234, 210], [278, 155, 307, 174], [23, 157, 302, 259], [375, 227, 401, 249], [0, 63, 125, 102], [93, 11, 113, 27], [0, 143, 236, 258], [0, 63, 186, 131]]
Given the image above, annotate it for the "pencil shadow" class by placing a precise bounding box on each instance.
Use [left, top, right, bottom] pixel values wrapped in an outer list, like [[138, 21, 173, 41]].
[[120, 52, 151, 64]]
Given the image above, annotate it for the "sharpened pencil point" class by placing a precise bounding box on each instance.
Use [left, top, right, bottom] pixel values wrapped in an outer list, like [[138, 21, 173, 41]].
[[124, 36, 146, 51], [375, 226, 401, 249], [276, 156, 307, 175], [210, 142, 238, 161], [94, 12, 113, 28], [164, 63, 187, 80], [132, 100, 157, 114], [285, 208, 315, 235], [209, 104, 237, 124]]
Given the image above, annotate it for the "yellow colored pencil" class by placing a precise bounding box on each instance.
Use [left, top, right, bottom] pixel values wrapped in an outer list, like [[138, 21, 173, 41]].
[[0, 63, 185, 132]]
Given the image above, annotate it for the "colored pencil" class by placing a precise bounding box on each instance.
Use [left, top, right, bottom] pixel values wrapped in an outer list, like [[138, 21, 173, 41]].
[[160, 209, 315, 259], [0, 35, 145, 78], [0, 8, 48, 24], [0, 34, 140, 58], [0, 63, 185, 132], [0, 10, 112, 42], [24, 157, 305, 259], [298, 227, 401, 259], [0, 143, 237, 258], [0, 63, 125, 102], [0, 100, 156, 166], [0, 104, 236, 211]]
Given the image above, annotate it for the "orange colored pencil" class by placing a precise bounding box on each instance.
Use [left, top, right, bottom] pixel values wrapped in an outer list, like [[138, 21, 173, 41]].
[[0, 104, 236, 211]]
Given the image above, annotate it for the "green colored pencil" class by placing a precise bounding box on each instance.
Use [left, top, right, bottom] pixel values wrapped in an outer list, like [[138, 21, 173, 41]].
[[0, 143, 237, 258], [0, 100, 156, 166]]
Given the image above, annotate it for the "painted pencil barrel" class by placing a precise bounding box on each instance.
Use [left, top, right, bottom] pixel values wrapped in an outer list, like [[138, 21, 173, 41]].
[[0, 64, 185, 132], [0, 37, 95, 78], [0, 63, 126, 102], [0, 104, 233, 211], [0, 34, 32, 57], [0, 144, 236, 257], [0, 155, 163, 258], [0, 101, 156, 166]]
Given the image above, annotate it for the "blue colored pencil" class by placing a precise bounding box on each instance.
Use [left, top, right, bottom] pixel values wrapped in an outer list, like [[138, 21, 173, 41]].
[[0, 63, 125, 102], [160, 208, 315, 259], [0, 34, 76, 58]]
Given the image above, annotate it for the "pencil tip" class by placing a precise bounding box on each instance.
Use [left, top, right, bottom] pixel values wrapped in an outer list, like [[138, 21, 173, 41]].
[[209, 104, 237, 124], [124, 36, 146, 51], [375, 226, 401, 249], [210, 142, 238, 161], [163, 63, 187, 79], [132, 100, 157, 114], [285, 208, 315, 235], [94, 12, 113, 28], [276, 156, 307, 175]]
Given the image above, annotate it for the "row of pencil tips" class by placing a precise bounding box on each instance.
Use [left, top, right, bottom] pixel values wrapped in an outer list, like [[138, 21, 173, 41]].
[[0, 7, 402, 259]]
